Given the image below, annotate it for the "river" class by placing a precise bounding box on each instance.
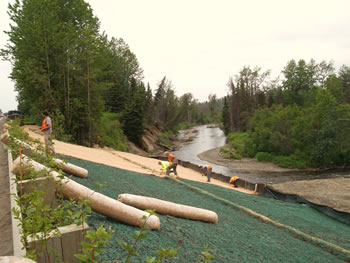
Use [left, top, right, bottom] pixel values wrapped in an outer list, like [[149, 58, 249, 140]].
[[172, 125, 350, 184]]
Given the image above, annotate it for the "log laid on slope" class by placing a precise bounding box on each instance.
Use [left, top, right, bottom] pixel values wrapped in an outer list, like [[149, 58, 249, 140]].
[[118, 193, 218, 224], [11, 156, 160, 230], [1, 131, 88, 178]]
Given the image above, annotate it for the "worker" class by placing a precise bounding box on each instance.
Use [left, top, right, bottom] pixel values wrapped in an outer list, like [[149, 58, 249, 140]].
[[158, 160, 170, 173], [40, 111, 56, 155], [229, 176, 239, 188], [199, 165, 212, 182], [164, 152, 179, 177]]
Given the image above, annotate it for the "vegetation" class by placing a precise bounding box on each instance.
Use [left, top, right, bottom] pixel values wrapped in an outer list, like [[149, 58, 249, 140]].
[[3, 0, 350, 168], [223, 60, 350, 169], [1, 0, 222, 150], [7, 121, 92, 261]]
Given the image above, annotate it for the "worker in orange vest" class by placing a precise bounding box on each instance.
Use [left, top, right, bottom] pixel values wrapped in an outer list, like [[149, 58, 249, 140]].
[[40, 111, 56, 155], [229, 176, 239, 188], [164, 152, 179, 178], [199, 165, 212, 182]]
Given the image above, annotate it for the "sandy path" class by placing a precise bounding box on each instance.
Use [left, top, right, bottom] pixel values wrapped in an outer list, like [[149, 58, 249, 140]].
[[23, 126, 254, 195]]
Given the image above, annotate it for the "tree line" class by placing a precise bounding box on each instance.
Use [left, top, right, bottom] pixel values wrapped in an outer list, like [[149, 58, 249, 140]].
[[2, 0, 221, 149], [222, 59, 350, 168]]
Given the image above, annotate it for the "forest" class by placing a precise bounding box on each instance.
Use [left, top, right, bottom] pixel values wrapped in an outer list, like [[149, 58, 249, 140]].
[[222, 61, 350, 168], [2, 0, 350, 168], [1, 0, 222, 150]]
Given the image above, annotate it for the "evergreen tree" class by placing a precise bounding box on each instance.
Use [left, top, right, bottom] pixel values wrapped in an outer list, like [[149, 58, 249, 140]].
[[121, 80, 146, 145], [222, 96, 230, 134]]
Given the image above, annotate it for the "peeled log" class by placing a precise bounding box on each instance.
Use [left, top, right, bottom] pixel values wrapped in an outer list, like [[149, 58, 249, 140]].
[[53, 159, 88, 178], [11, 156, 160, 230], [118, 193, 218, 224], [3, 133, 88, 178]]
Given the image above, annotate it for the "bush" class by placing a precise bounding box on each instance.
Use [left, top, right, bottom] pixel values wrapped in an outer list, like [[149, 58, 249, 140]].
[[273, 156, 295, 168], [256, 152, 274, 162], [98, 113, 129, 151], [219, 147, 242, 160], [227, 132, 251, 157]]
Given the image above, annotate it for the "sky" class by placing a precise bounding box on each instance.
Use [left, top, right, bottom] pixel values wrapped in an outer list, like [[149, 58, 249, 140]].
[[1, 0, 350, 112]]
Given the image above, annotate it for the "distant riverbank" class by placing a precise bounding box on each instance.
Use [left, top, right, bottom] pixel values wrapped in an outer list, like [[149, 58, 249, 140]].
[[198, 145, 298, 173]]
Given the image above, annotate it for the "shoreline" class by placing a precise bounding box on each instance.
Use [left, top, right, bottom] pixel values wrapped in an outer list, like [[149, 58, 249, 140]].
[[197, 145, 299, 174]]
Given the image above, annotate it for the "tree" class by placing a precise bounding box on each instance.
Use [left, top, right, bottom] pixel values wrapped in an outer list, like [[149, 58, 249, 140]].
[[121, 79, 146, 145], [338, 65, 350, 103], [326, 74, 344, 103], [2, 0, 107, 145], [222, 96, 230, 134]]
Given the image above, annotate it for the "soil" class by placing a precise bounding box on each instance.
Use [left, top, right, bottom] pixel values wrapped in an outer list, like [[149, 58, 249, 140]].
[[21, 125, 255, 195], [198, 145, 297, 173], [198, 145, 350, 214]]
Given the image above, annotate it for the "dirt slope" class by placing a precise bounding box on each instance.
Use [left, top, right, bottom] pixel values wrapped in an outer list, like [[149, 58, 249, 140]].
[[22, 125, 253, 194]]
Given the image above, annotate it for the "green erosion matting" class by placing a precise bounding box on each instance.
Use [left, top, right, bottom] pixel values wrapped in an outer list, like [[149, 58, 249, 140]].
[[64, 156, 350, 263]]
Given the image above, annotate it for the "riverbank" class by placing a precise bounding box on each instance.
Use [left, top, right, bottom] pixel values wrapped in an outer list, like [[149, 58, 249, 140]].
[[198, 145, 298, 173]]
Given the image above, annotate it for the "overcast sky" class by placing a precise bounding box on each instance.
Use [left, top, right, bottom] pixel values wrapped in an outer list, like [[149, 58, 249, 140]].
[[1, 0, 350, 112]]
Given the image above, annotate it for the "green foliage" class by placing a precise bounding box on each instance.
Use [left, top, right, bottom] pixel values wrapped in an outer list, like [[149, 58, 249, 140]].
[[226, 132, 251, 157], [256, 152, 274, 162], [228, 87, 350, 168], [196, 245, 215, 263], [119, 210, 178, 263], [121, 79, 146, 145], [75, 225, 114, 263], [222, 96, 230, 135], [219, 147, 242, 160], [51, 109, 72, 142], [97, 112, 128, 151], [7, 123, 93, 261], [158, 130, 176, 148]]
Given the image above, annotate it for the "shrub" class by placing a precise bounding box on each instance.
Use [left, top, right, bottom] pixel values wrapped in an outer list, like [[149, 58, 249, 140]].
[[226, 132, 251, 157], [256, 152, 274, 162], [98, 113, 129, 151]]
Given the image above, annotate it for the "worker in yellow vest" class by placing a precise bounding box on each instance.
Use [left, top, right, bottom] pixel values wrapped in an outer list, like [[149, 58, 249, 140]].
[[158, 160, 170, 173]]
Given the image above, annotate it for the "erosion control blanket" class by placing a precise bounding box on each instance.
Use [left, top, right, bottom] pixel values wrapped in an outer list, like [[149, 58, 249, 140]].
[[11, 155, 160, 230], [118, 193, 218, 223]]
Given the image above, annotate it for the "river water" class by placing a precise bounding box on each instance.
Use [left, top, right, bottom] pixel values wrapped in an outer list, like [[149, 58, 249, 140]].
[[172, 125, 350, 184]]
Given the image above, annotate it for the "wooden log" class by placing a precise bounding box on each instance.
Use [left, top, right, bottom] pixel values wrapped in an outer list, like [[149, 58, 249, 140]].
[[53, 158, 88, 178], [12, 156, 160, 230], [118, 193, 218, 224], [3, 134, 88, 178]]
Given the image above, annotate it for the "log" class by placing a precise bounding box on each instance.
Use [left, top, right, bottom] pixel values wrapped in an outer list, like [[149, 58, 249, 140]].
[[118, 193, 218, 224], [3, 133, 88, 178], [11, 156, 160, 230], [53, 159, 88, 178]]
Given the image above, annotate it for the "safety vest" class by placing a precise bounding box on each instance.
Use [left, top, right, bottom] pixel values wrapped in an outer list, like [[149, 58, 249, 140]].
[[160, 161, 170, 171], [167, 154, 178, 164], [41, 118, 48, 131], [229, 176, 239, 184]]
